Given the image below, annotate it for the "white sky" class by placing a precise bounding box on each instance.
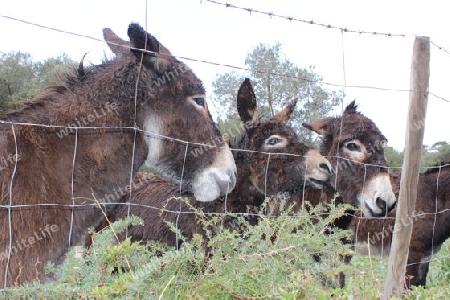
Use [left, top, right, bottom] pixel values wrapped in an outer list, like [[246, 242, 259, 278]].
[[0, 0, 448, 150]]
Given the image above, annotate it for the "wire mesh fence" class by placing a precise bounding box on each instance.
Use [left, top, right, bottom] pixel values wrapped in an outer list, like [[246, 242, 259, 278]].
[[0, 1, 448, 296]]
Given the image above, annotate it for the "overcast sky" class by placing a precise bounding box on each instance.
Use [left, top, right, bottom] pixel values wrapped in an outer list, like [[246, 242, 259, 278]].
[[1, 0, 448, 150]]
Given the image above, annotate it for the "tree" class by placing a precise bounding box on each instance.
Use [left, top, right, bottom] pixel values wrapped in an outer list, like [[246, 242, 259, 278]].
[[0, 51, 77, 114], [212, 42, 342, 145], [385, 146, 404, 169], [387, 141, 450, 171], [431, 141, 450, 163], [32, 53, 78, 89], [0, 52, 35, 112]]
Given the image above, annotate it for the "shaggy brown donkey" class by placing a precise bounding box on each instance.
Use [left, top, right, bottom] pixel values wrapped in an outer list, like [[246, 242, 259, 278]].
[[0, 23, 236, 287], [302, 101, 396, 217]]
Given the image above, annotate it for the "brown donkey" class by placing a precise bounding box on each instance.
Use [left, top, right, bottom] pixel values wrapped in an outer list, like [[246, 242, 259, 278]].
[[86, 78, 332, 248], [0, 23, 236, 287], [351, 163, 450, 287], [301, 101, 397, 217]]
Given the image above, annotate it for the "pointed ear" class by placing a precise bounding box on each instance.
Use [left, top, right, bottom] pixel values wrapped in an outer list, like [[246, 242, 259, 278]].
[[103, 28, 130, 56], [344, 100, 358, 114], [272, 99, 297, 122], [302, 118, 333, 136], [237, 78, 259, 128], [127, 23, 173, 72]]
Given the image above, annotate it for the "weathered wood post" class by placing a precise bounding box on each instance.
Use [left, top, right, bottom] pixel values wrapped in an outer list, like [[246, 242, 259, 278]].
[[383, 36, 430, 298]]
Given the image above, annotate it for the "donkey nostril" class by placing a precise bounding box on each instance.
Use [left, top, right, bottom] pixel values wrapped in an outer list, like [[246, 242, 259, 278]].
[[319, 163, 331, 174], [376, 197, 387, 216]]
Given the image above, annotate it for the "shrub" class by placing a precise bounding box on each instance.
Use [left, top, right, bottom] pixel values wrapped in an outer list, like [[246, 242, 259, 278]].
[[2, 199, 449, 299]]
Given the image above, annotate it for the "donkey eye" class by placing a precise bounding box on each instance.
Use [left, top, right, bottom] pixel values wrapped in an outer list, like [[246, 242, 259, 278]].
[[192, 97, 205, 107], [263, 135, 287, 150], [346, 142, 360, 152], [267, 137, 282, 145], [188, 95, 206, 110]]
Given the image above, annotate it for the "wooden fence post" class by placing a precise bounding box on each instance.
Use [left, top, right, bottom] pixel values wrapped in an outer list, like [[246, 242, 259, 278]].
[[383, 36, 430, 298]]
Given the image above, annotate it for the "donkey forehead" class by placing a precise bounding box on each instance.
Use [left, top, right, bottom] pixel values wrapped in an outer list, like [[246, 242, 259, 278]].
[[251, 122, 295, 140], [140, 58, 205, 96], [182, 79, 206, 95], [339, 115, 385, 140], [251, 122, 308, 151], [333, 117, 386, 147]]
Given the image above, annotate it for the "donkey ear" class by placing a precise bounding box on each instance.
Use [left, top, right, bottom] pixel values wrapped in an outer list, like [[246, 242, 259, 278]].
[[344, 100, 358, 114], [237, 78, 259, 128], [272, 99, 297, 122], [103, 28, 130, 56], [127, 23, 173, 72], [302, 118, 333, 136]]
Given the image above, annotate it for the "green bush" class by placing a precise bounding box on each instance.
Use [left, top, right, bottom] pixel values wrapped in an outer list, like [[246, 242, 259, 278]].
[[425, 239, 450, 288], [2, 200, 449, 299]]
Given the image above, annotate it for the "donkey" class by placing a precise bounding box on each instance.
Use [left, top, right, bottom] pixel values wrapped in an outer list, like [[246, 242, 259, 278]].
[[301, 101, 397, 217], [351, 162, 450, 287], [0, 23, 236, 287], [86, 78, 333, 248]]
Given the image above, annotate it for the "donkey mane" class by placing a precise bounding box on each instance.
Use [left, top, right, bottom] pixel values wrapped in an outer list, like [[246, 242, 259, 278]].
[[3, 58, 135, 123]]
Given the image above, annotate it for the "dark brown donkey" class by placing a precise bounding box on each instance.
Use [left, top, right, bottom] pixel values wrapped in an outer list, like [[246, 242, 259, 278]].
[[351, 163, 450, 287], [301, 101, 397, 217], [87, 78, 333, 248], [0, 23, 236, 287]]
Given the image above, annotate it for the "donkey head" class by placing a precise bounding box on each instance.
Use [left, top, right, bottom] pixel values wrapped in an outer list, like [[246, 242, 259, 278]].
[[103, 24, 236, 202], [233, 78, 332, 200], [303, 101, 396, 217]]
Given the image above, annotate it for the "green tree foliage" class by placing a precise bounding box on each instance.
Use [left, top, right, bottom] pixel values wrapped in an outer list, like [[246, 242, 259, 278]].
[[385, 146, 404, 169], [0, 51, 77, 114], [384, 141, 450, 171], [420, 142, 450, 169], [33, 54, 78, 89], [0, 52, 35, 113], [213, 43, 342, 145], [430, 141, 450, 163]]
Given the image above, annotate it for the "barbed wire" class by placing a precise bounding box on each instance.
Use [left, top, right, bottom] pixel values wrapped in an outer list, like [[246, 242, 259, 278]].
[[0, 14, 449, 103], [202, 0, 450, 56]]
